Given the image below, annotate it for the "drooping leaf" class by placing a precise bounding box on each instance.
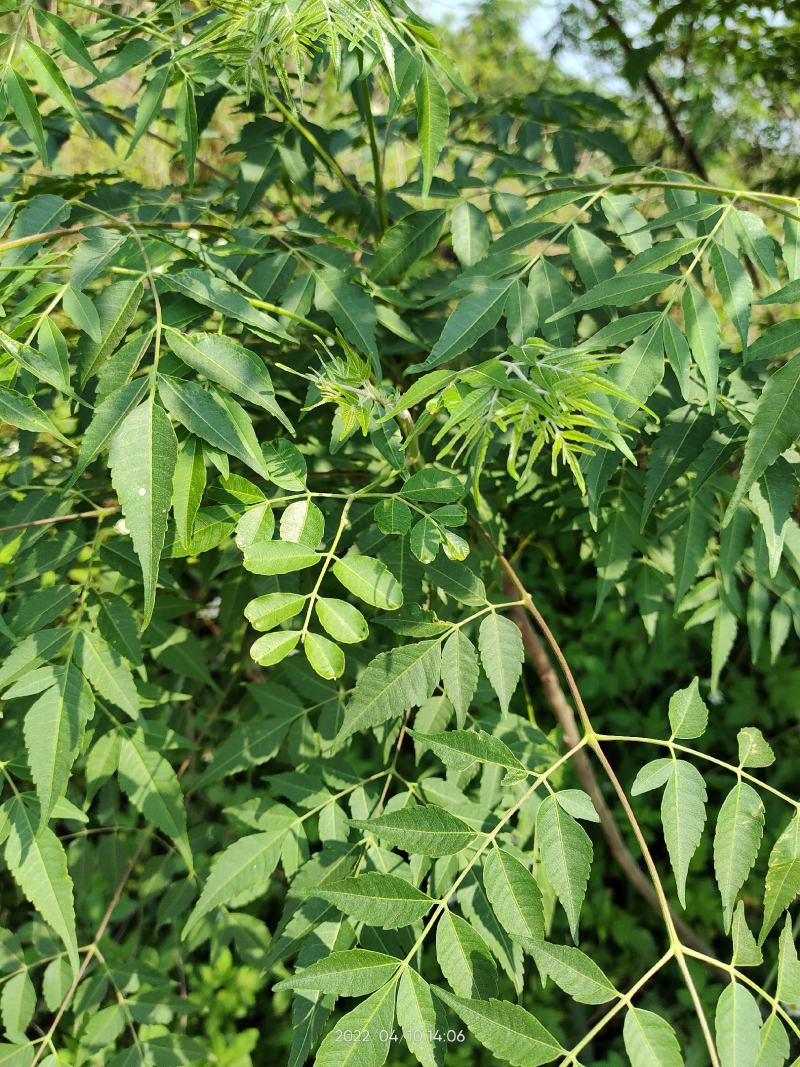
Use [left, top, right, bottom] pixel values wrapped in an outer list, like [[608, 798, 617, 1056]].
[[725, 356, 800, 521], [661, 760, 707, 907], [713, 781, 764, 929], [416, 65, 449, 197], [715, 983, 762, 1067], [108, 400, 178, 627], [760, 813, 800, 942], [529, 941, 617, 1005], [535, 794, 592, 940], [118, 731, 192, 870], [478, 613, 524, 714], [4, 797, 79, 972], [431, 989, 562, 1067], [436, 908, 498, 998], [623, 1008, 684, 1067]]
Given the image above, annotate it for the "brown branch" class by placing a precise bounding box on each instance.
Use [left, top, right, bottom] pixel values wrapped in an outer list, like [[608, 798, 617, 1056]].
[[504, 583, 710, 955], [589, 0, 709, 181], [0, 506, 119, 534]]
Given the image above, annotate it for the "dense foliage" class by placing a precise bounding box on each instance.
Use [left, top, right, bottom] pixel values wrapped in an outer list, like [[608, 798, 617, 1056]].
[[0, 2, 798, 1065]]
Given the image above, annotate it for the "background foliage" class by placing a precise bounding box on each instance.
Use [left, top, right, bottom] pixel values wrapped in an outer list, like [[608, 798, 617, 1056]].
[[0, 1, 798, 1065]]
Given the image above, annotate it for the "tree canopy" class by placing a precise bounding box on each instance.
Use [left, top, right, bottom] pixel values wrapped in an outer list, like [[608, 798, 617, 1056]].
[[0, 2, 798, 1065]]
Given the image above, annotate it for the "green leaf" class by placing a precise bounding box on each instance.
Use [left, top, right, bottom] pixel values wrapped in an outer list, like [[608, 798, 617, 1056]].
[[760, 813, 800, 942], [747, 320, 800, 366], [312, 268, 378, 367], [682, 284, 721, 413], [75, 378, 149, 477], [668, 677, 708, 739], [568, 226, 615, 290], [95, 595, 141, 665], [715, 983, 761, 1067], [737, 728, 775, 769], [436, 908, 498, 997], [535, 794, 592, 940], [530, 941, 617, 1004], [164, 329, 292, 430], [555, 790, 599, 823], [5, 68, 47, 164], [423, 279, 512, 370], [312, 873, 433, 929], [431, 989, 562, 1066], [725, 356, 800, 522], [332, 555, 403, 609], [304, 631, 344, 680], [22, 39, 89, 133], [397, 969, 445, 1067], [75, 629, 139, 717], [335, 640, 440, 746], [674, 492, 711, 605], [411, 728, 523, 772], [108, 400, 177, 627], [183, 806, 296, 937], [401, 468, 464, 504], [452, 202, 491, 268], [709, 242, 752, 352], [63, 286, 102, 341], [280, 499, 324, 547], [243, 540, 321, 575], [713, 781, 764, 929], [623, 1008, 684, 1067], [478, 613, 524, 714], [157, 375, 266, 476], [128, 64, 171, 157], [750, 459, 794, 578], [176, 76, 198, 182], [438, 631, 478, 721], [118, 731, 192, 870], [172, 435, 206, 546], [349, 805, 476, 857], [35, 9, 100, 76], [374, 498, 412, 535], [315, 598, 368, 644], [4, 797, 79, 972], [731, 901, 763, 967], [246, 592, 306, 632], [161, 269, 287, 340], [661, 760, 707, 907], [641, 407, 714, 525], [194, 688, 301, 788], [776, 915, 800, 1004], [549, 272, 673, 321], [755, 1014, 789, 1067], [276, 949, 399, 996], [24, 661, 94, 826], [0, 385, 70, 445], [528, 259, 574, 347], [483, 848, 544, 943], [370, 209, 445, 283], [416, 65, 449, 197], [314, 981, 397, 1067], [250, 630, 301, 666], [505, 278, 538, 345], [1, 971, 35, 1044], [77, 281, 143, 385]]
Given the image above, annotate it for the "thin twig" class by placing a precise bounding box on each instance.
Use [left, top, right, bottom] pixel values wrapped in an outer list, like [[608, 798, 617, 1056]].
[[0, 506, 119, 534], [504, 581, 712, 955]]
